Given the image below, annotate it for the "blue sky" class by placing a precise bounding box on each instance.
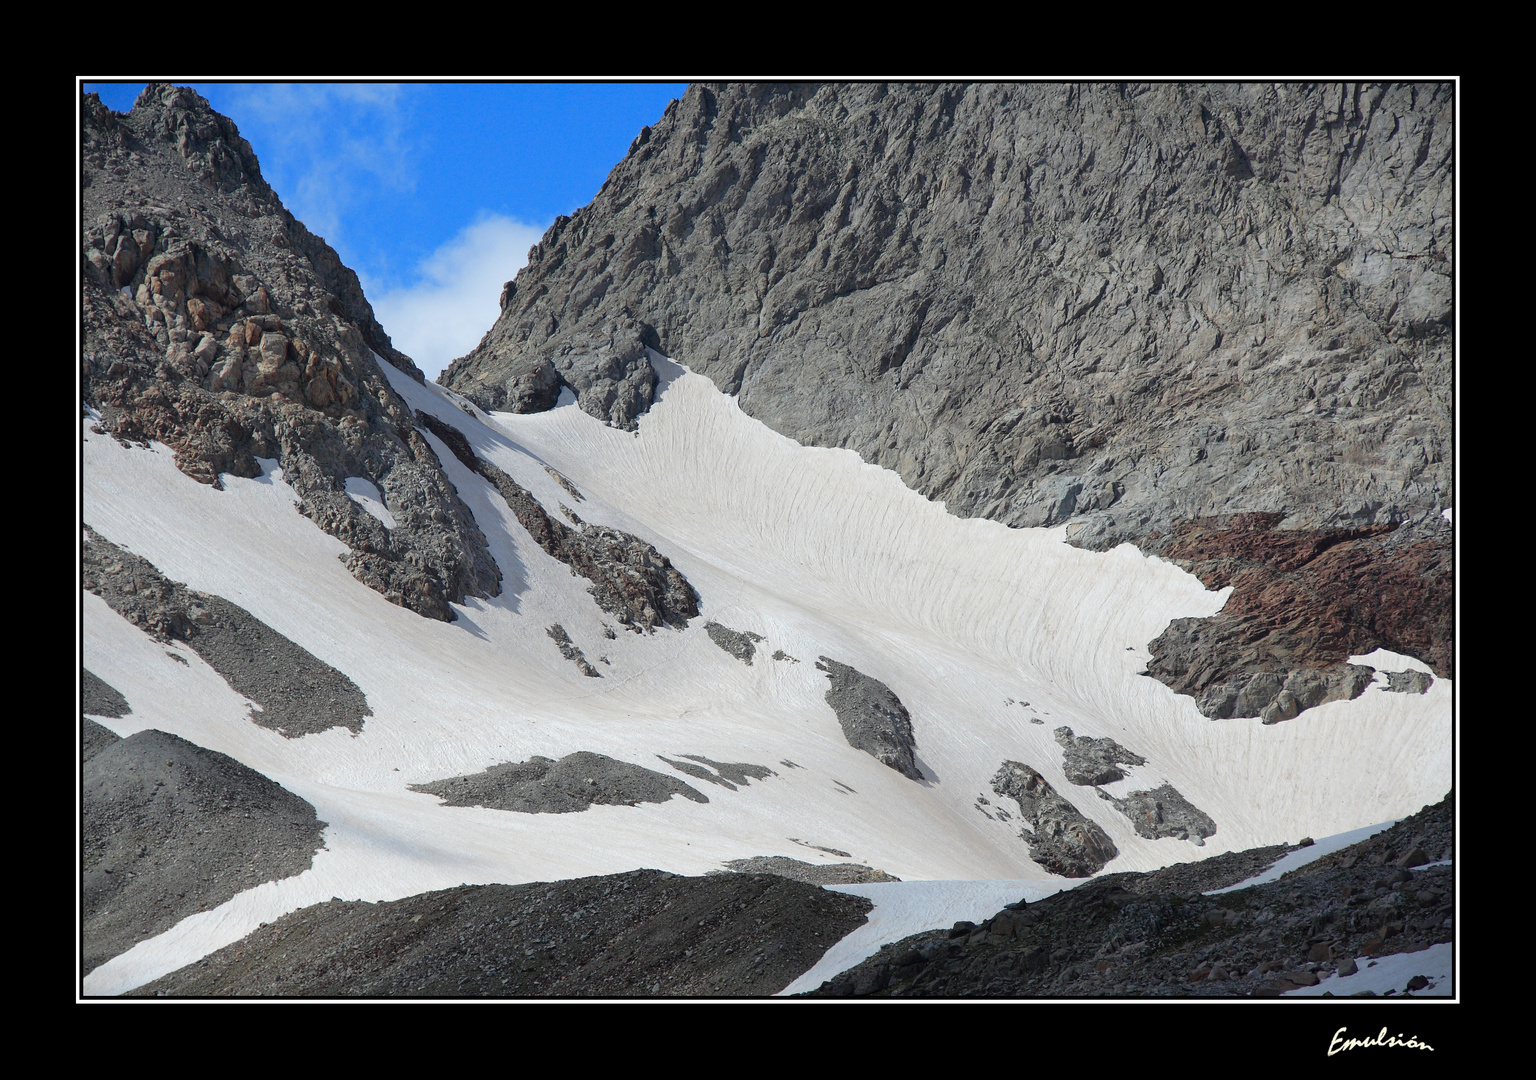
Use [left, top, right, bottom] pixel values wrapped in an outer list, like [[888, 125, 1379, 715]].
[[82, 81, 690, 377]]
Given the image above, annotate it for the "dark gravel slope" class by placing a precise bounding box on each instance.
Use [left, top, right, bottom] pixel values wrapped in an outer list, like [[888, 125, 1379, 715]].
[[804, 792, 1453, 997], [134, 869, 871, 997], [83, 728, 326, 977]]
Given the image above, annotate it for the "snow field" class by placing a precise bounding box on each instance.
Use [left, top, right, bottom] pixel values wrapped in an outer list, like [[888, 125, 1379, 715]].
[[81, 354, 1452, 994]]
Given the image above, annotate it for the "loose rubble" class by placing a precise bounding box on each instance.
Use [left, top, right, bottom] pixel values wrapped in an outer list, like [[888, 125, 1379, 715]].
[[805, 792, 1453, 997], [84, 728, 326, 977], [133, 870, 873, 997]]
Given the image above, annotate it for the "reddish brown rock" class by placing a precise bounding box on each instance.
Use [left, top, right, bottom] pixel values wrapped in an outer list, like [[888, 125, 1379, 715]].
[[1145, 513, 1452, 720]]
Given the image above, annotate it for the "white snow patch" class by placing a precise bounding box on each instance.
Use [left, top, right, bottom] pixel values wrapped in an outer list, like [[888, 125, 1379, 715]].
[[1349, 648, 1437, 676], [1205, 819, 1396, 894], [554, 385, 577, 408], [1284, 942, 1452, 997], [777, 879, 1053, 995], [1442, 507, 1452, 524], [343, 476, 395, 529]]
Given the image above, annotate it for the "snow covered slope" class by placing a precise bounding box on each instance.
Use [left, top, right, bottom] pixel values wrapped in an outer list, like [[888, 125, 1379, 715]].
[[80, 353, 1452, 995]]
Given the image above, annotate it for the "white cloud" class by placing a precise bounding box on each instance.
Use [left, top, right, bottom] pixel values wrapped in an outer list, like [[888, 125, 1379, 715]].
[[223, 83, 416, 249], [367, 215, 548, 380]]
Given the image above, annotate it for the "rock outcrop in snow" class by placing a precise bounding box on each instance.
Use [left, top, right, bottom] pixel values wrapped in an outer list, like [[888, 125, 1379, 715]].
[[415, 409, 699, 631], [410, 751, 708, 813], [991, 761, 1119, 877], [815, 656, 921, 780]]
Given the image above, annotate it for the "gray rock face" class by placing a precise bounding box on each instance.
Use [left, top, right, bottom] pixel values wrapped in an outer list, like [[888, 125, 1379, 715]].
[[409, 751, 708, 813], [82, 84, 501, 623], [82, 526, 372, 737], [416, 410, 699, 631], [1050, 727, 1216, 846], [82, 668, 131, 719], [1053, 726, 1147, 786], [1097, 783, 1217, 845], [991, 761, 1118, 878], [83, 728, 326, 976], [705, 621, 765, 664], [814, 656, 921, 780], [443, 82, 1452, 550], [721, 856, 900, 885]]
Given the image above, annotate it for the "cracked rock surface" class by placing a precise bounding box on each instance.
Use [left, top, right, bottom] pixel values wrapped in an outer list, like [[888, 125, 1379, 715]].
[[1098, 784, 1217, 845], [417, 411, 699, 631], [1053, 726, 1147, 787]]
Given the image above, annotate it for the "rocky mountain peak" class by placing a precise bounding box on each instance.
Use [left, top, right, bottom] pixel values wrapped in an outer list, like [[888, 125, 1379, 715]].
[[440, 80, 1454, 719], [82, 85, 492, 621]]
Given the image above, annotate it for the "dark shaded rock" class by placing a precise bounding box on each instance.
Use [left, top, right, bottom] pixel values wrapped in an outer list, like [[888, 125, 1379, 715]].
[[546, 624, 600, 677], [133, 869, 872, 997], [409, 751, 707, 813], [83, 667, 131, 718], [705, 621, 765, 664], [721, 856, 899, 885], [416, 410, 699, 631], [1097, 783, 1217, 845], [82, 527, 371, 737], [1053, 725, 1146, 786], [84, 728, 326, 976], [814, 656, 920, 780], [82, 85, 500, 623], [991, 761, 1118, 877]]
